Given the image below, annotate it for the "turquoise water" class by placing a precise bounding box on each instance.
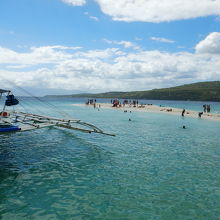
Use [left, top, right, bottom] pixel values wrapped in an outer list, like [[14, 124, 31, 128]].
[[1, 98, 220, 219]]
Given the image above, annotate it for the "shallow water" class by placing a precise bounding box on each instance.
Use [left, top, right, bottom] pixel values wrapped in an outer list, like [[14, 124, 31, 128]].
[[0, 98, 220, 219]]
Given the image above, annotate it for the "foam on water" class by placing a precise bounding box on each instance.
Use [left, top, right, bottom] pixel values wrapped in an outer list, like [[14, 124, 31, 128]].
[[0, 98, 220, 219]]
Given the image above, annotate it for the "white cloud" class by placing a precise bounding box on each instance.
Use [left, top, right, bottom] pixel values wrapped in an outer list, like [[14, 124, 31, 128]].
[[150, 37, 175, 43], [61, 0, 220, 23], [195, 32, 220, 54], [0, 45, 76, 68], [84, 12, 99, 21], [62, 0, 86, 6], [104, 39, 141, 50], [95, 0, 220, 22], [75, 48, 125, 59], [89, 16, 99, 21], [1, 34, 220, 93], [48, 45, 82, 50]]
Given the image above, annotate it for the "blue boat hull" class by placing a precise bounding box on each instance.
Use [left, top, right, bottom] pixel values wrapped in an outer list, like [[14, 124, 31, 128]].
[[0, 125, 20, 133]]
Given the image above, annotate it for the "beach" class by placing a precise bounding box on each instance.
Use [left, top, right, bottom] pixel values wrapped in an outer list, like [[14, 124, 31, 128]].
[[73, 102, 220, 122]]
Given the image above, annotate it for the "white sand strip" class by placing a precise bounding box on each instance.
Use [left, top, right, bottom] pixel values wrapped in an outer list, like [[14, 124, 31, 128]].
[[72, 103, 220, 122]]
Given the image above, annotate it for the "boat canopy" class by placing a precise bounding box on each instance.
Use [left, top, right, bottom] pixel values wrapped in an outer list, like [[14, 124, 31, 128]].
[[0, 89, 10, 94], [5, 94, 19, 106]]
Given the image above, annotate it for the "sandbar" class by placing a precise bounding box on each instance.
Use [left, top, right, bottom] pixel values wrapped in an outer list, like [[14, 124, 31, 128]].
[[72, 103, 220, 122]]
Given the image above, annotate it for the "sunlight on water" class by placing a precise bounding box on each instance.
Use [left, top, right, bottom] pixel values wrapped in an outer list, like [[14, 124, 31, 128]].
[[1, 98, 220, 219]]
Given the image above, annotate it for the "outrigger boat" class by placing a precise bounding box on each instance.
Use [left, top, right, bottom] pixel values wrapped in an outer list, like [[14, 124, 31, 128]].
[[0, 89, 115, 136]]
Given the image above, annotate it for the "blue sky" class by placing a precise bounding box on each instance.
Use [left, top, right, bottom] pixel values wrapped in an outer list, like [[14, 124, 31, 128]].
[[0, 0, 220, 95]]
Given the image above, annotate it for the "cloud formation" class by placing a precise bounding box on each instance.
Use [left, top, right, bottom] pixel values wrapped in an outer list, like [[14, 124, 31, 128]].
[[103, 39, 140, 50], [98, 0, 220, 22], [195, 32, 220, 54], [1, 33, 220, 94], [0, 46, 73, 68], [89, 16, 99, 21], [150, 37, 175, 43], [62, 0, 86, 6], [84, 12, 99, 21], [61, 0, 220, 23]]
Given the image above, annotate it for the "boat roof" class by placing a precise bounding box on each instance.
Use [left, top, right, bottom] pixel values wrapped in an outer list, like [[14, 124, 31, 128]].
[[0, 89, 10, 94]]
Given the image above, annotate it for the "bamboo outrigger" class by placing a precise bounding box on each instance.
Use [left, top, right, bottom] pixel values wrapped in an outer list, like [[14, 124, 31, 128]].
[[0, 89, 115, 136]]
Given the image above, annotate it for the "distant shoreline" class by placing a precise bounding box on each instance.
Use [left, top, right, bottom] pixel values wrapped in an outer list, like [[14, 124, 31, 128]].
[[72, 103, 220, 122], [46, 81, 220, 102]]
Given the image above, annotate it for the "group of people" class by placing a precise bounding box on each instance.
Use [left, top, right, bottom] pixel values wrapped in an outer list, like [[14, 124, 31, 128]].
[[86, 99, 96, 105], [203, 104, 211, 113], [111, 99, 139, 108], [198, 104, 211, 118], [111, 99, 120, 107], [182, 104, 212, 119]]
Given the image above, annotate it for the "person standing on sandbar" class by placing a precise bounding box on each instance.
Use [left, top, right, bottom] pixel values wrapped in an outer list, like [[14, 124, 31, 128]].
[[182, 109, 185, 117]]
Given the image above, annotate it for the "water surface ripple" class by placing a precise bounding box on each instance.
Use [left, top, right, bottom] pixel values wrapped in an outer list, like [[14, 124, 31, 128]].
[[0, 98, 220, 219]]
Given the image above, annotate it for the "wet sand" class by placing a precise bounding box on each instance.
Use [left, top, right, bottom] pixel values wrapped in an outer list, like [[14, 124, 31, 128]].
[[72, 103, 220, 122]]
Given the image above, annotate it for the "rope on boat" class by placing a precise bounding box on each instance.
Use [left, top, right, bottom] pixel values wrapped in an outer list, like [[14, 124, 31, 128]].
[[2, 79, 72, 119]]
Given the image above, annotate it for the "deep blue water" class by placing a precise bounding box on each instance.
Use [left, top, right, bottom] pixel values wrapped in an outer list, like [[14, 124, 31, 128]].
[[0, 98, 220, 219]]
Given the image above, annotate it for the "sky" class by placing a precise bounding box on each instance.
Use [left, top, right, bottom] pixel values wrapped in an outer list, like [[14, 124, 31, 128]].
[[0, 0, 220, 95]]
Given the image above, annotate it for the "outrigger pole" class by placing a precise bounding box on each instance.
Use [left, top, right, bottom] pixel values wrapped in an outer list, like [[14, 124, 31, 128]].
[[13, 112, 116, 136], [0, 86, 115, 136]]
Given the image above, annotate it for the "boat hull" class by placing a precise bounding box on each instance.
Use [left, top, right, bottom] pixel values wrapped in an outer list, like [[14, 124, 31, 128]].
[[0, 125, 21, 133]]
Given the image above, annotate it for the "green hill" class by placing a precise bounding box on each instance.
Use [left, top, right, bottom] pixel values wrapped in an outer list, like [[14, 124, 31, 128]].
[[47, 81, 220, 101]]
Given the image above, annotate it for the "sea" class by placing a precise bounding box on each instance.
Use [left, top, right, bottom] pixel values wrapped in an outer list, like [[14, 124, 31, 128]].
[[0, 97, 220, 220]]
